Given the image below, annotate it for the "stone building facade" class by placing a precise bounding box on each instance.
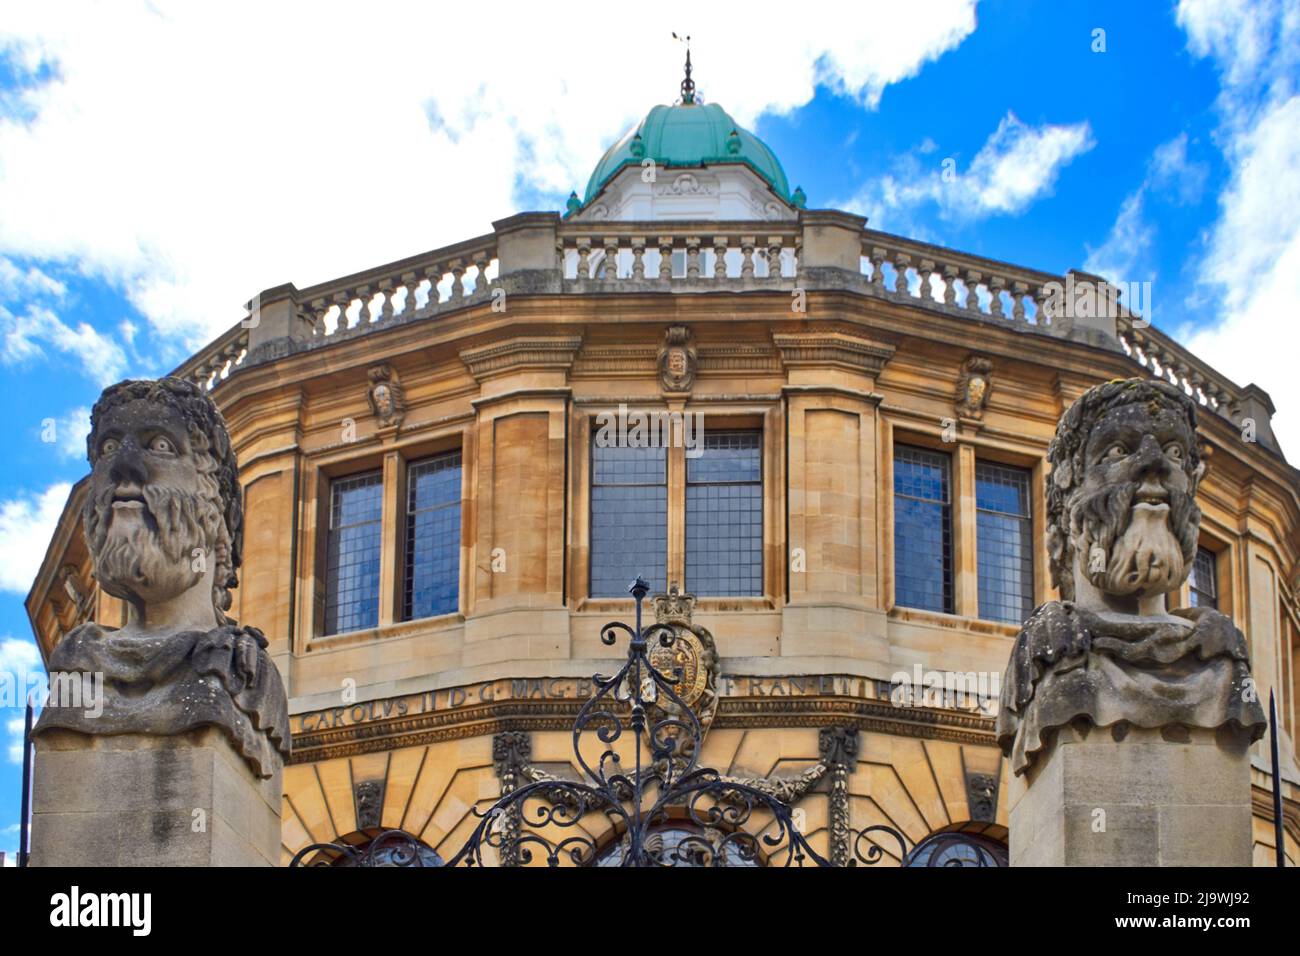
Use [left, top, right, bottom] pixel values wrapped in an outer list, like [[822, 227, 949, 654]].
[[25, 89, 1300, 866]]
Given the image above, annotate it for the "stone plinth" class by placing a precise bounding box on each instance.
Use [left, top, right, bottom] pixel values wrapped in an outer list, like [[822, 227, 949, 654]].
[[31, 727, 282, 867], [1008, 722, 1254, 867]]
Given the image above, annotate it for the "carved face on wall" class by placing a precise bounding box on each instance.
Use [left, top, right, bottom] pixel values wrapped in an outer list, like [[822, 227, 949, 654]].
[[371, 382, 392, 417], [84, 397, 226, 611], [1048, 381, 1203, 601], [954, 356, 993, 419]]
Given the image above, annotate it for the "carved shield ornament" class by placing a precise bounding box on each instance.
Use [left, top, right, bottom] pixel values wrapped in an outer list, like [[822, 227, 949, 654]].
[[658, 326, 697, 393]]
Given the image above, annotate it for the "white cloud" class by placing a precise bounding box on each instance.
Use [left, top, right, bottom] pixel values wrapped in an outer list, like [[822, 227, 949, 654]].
[[0, 637, 43, 762], [1, 822, 21, 853], [1149, 133, 1210, 206], [1083, 132, 1207, 286], [5, 715, 24, 764], [0, 636, 40, 678], [0, 0, 979, 351], [0, 256, 64, 301], [1084, 192, 1154, 283], [1, 303, 128, 384], [1177, 0, 1297, 100], [1, 253, 129, 382], [0, 482, 71, 593], [952, 113, 1095, 217], [1174, 0, 1300, 456], [840, 111, 1094, 228], [51, 406, 91, 461]]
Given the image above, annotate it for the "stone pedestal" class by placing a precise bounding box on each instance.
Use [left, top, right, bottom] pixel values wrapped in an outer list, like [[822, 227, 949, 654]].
[[31, 727, 282, 867], [1009, 723, 1254, 867]]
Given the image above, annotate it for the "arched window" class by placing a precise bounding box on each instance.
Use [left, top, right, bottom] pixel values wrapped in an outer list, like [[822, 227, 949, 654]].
[[305, 829, 443, 867], [594, 823, 764, 867], [903, 828, 1007, 867]]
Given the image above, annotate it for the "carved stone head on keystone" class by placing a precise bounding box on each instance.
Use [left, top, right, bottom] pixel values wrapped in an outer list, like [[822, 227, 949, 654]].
[[1046, 378, 1204, 610], [82, 377, 242, 626]]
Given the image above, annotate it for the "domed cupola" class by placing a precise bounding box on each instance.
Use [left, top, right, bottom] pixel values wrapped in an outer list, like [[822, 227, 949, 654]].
[[569, 49, 803, 222]]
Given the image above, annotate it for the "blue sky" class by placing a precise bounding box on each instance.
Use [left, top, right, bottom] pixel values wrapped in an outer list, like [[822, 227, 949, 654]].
[[0, 0, 1297, 859]]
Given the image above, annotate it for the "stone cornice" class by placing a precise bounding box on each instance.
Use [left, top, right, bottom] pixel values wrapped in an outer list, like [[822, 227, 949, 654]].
[[459, 334, 583, 380], [771, 329, 896, 376]]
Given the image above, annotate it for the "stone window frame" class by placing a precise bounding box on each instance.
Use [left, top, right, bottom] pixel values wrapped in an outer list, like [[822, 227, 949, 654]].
[[297, 426, 469, 652], [402, 449, 465, 622], [570, 403, 782, 609], [1179, 532, 1234, 622], [883, 419, 1048, 626], [973, 459, 1036, 625], [322, 468, 385, 636]]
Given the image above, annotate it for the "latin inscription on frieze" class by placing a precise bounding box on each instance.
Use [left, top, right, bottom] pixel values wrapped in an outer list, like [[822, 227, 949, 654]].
[[295, 674, 915, 734]]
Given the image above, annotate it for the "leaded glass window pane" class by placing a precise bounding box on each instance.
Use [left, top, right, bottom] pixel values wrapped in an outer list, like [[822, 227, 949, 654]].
[[325, 471, 383, 635], [404, 450, 462, 620], [590, 440, 667, 597], [976, 461, 1034, 625], [686, 430, 762, 596], [893, 446, 952, 613], [1189, 547, 1218, 609]]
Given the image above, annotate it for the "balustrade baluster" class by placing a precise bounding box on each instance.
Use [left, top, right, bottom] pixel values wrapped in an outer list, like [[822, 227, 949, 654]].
[[308, 300, 326, 336], [356, 286, 375, 324], [867, 248, 886, 289], [398, 273, 416, 314], [1011, 281, 1028, 324], [740, 237, 756, 279], [424, 265, 443, 307], [767, 239, 783, 280], [576, 241, 591, 281], [942, 265, 959, 306], [631, 239, 646, 280], [686, 237, 701, 279], [603, 240, 619, 282], [918, 259, 936, 302], [893, 253, 911, 295], [658, 237, 673, 280], [473, 254, 491, 297], [333, 291, 352, 330], [964, 271, 982, 311], [988, 276, 1005, 317], [1036, 283, 1055, 327], [713, 237, 728, 279]]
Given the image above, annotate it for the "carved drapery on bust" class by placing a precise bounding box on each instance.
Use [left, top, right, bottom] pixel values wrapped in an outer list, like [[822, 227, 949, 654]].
[[996, 379, 1265, 775], [34, 377, 289, 778]]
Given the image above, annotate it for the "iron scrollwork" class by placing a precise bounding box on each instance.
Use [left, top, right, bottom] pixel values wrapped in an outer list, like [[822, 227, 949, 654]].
[[292, 576, 916, 868]]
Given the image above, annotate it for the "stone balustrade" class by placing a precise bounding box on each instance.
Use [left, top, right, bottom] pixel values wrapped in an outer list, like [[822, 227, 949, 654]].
[[172, 323, 249, 392], [296, 233, 498, 338], [1116, 313, 1236, 414], [170, 211, 1266, 444], [556, 221, 800, 286], [858, 229, 1062, 329]]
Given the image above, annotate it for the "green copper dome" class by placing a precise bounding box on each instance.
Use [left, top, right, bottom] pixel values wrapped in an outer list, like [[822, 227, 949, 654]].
[[580, 102, 792, 207]]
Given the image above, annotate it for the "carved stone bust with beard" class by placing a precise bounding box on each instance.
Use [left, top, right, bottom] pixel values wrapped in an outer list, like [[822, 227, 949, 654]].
[[34, 378, 288, 778], [996, 379, 1265, 775]]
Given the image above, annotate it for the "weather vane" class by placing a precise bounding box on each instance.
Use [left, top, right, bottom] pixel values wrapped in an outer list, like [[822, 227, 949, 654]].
[[672, 32, 695, 104]]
